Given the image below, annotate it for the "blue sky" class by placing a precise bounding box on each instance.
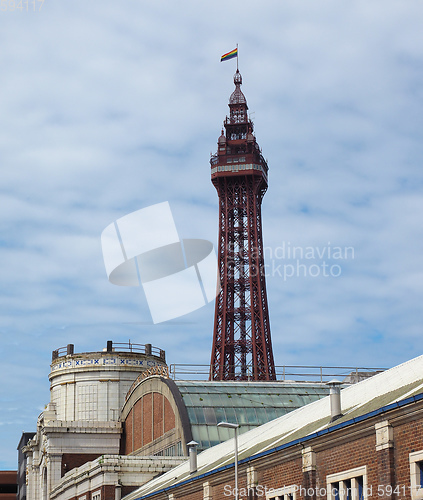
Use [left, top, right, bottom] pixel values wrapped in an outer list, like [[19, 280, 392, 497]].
[[1, 0, 423, 469]]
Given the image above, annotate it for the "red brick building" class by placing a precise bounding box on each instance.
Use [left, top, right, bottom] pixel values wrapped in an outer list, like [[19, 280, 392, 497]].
[[0, 471, 17, 500], [123, 354, 423, 500]]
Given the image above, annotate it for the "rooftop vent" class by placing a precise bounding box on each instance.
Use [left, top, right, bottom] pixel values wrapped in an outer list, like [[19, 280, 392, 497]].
[[327, 379, 343, 422], [187, 441, 199, 474]]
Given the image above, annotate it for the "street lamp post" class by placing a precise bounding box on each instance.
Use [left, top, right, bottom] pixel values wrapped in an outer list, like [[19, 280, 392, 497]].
[[217, 422, 240, 500]]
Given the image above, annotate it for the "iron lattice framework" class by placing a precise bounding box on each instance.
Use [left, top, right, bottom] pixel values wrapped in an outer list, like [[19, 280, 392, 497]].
[[209, 70, 276, 381]]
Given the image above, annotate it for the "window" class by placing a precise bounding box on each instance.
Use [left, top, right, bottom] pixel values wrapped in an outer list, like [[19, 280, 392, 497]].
[[92, 491, 101, 500], [327, 466, 367, 500], [177, 441, 183, 456], [267, 484, 297, 500], [410, 451, 423, 499], [164, 444, 175, 456]]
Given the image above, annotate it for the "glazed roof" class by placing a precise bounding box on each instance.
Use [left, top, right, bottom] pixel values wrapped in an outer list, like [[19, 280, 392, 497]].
[[124, 354, 423, 500], [175, 380, 330, 449]]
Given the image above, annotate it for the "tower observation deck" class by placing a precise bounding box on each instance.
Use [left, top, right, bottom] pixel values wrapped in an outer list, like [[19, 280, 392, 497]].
[[209, 70, 276, 381]]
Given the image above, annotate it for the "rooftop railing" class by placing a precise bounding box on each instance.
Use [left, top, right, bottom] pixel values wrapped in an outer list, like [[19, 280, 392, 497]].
[[52, 341, 165, 362], [168, 364, 386, 383]]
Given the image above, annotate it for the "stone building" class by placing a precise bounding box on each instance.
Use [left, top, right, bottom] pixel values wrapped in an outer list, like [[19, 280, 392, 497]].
[[22, 341, 172, 500], [17, 432, 35, 500]]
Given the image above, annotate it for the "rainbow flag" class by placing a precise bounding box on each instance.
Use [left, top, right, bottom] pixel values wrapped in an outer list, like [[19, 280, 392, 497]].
[[221, 48, 238, 62]]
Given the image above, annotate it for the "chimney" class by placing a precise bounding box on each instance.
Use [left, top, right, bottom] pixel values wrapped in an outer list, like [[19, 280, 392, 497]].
[[187, 440, 199, 474], [327, 379, 343, 422]]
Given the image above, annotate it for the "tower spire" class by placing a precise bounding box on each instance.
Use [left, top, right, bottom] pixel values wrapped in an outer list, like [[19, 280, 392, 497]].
[[209, 73, 276, 381]]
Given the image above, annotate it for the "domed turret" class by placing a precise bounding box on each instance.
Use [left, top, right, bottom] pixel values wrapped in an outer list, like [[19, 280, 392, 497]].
[[229, 70, 247, 105]]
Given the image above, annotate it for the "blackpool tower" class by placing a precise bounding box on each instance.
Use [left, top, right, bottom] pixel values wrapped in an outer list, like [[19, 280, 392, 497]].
[[209, 70, 276, 381]]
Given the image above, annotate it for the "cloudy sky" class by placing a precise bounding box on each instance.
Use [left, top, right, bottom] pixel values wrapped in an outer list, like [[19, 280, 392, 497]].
[[1, 0, 423, 469]]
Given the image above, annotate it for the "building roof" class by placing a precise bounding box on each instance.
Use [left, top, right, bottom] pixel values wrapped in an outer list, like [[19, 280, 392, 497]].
[[124, 354, 423, 500], [174, 380, 330, 450], [17, 432, 35, 451]]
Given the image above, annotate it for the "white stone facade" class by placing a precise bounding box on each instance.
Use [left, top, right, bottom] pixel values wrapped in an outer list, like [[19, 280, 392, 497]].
[[49, 455, 185, 500], [23, 344, 167, 500], [49, 350, 166, 422]]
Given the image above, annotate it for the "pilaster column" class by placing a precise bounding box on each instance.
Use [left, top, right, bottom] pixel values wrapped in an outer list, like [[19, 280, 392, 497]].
[[47, 453, 63, 493], [203, 481, 212, 500], [375, 421, 395, 500], [247, 466, 258, 500], [302, 446, 317, 500], [25, 454, 35, 500]]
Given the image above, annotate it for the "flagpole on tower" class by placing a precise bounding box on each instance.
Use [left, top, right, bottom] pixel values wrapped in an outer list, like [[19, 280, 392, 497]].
[[220, 47, 239, 65]]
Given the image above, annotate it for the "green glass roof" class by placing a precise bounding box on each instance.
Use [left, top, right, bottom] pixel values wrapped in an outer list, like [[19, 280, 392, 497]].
[[175, 381, 330, 450]]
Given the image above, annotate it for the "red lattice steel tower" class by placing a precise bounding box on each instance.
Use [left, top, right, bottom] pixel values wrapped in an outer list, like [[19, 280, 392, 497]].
[[209, 70, 276, 381]]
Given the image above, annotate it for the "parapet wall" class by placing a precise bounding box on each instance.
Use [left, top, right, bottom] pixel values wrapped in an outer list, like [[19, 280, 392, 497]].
[[49, 454, 186, 500]]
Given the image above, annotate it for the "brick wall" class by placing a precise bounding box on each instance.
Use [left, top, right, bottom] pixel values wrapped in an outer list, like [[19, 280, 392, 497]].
[[164, 396, 175, 432], [146, 405, 423, 500], [0, 469, 17, 499], [143, 392, 153, 446], [101, 484, 115, 500], [316, 434, 377, 488], [123, 391, 176, 454], [175, 491, 200, 500], [125, 407, 133, 454], [260, 456, 303, 492], [153, 392, 164, 440], [394, 419, 423, 491], [0, 471, 17, 500], [61, 454, 101, 477], [213, 471, 249, 499], [134, 398, 142, 450], [121, 485, 139, 496]]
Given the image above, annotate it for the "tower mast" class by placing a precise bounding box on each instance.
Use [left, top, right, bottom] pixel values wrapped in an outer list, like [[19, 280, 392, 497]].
[[209, 70, 276, 381]]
